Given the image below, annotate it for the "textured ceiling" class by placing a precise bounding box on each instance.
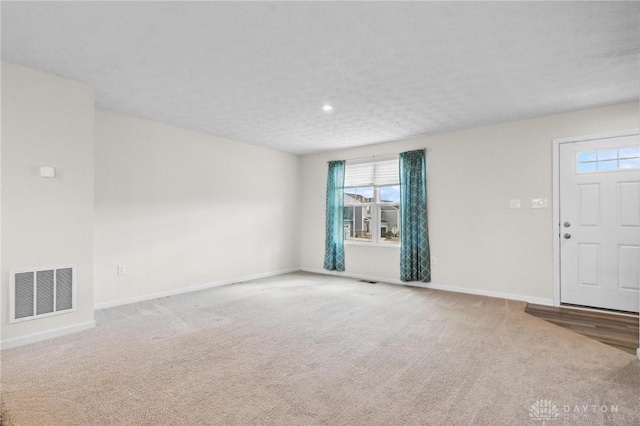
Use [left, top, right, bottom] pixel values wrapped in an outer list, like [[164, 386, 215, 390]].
[[2, 2, 638, 154]]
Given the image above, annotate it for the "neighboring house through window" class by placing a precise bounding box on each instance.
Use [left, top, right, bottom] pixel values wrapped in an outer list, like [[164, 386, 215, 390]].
[[343, 157, 400, 244]]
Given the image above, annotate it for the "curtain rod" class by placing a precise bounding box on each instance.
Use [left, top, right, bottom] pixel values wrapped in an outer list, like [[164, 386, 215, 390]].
[[326, 148, 428, 163]]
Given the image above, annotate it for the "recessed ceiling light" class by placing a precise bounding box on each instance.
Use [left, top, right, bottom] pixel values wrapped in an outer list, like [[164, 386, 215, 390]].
[[322, 104, 333, 112]]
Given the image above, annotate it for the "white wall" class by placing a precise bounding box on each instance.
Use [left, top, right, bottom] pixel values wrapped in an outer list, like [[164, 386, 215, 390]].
[[93, 109, 300, 306], [1, 62, 95, 344], [1, 61, 636, 348], [300, 103, 639, 302]]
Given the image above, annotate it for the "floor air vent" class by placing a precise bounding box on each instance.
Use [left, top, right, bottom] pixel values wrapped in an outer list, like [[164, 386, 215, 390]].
[[11, 266, 75, 323]]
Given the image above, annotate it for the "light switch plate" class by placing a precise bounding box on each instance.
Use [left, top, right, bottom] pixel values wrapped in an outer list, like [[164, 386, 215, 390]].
[[531, 198, 548, 209], [509, 199, 521, 209]]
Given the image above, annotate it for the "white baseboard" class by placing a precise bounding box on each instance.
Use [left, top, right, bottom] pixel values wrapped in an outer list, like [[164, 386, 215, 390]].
[[1, 320, 96, 350], [94, 267, 301, 311], [301, 267, 405, 285], [412, 281, 554, 306], [300, 267, 554, 306]]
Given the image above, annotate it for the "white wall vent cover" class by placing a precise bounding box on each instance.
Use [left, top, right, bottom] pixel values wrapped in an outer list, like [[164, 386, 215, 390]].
[[10, 266, 76, 323]]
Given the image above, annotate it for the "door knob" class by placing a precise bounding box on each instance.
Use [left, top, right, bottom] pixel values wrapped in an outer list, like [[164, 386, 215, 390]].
[[563, 222, 571, 228], [563, 233, 571, 239]]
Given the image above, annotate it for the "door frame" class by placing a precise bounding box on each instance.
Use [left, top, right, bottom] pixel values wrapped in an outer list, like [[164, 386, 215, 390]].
[[551, 128, 640, 308]]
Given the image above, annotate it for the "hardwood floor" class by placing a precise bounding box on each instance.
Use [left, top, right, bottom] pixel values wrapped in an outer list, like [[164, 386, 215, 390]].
[[525, 303, 639, 355]]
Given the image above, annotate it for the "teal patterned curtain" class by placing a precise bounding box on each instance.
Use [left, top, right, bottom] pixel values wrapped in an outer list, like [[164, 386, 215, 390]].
[[324, 160, 346, 271], [399, 150, 430, 282]]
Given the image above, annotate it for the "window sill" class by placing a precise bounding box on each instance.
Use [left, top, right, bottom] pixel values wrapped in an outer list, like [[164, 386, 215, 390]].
[[345, 241, 400, 248]]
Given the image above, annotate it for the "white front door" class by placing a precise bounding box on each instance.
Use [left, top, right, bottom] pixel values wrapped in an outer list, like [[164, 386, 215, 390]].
[[559, 135, 640, 312]]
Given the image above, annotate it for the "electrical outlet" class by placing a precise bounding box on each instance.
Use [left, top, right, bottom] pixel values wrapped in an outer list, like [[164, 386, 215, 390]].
[[117, 264, 127, 275], [431, 256, 436, 265], [509, 199, 521, 209]]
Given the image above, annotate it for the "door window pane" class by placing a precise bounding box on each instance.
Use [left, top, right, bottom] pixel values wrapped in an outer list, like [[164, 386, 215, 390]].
[[577, 151, 596, 162], [597, 150, 617, 161], [619, 146, 640, 159], [597, 160, 617, 171], [620, 158, 640, 170]]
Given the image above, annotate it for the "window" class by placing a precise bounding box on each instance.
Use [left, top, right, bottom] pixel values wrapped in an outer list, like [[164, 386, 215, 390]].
[[343, 158, 400, 244], [577, 146, 640, 173]]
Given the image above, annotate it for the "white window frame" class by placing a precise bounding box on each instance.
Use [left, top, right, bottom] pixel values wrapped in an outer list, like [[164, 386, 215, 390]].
[[344, 185, 400, 245], [342, 156, 400, 246]]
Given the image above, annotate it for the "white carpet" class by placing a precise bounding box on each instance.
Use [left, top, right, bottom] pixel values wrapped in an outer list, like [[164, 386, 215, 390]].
[[2, 272, 639, 425]]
